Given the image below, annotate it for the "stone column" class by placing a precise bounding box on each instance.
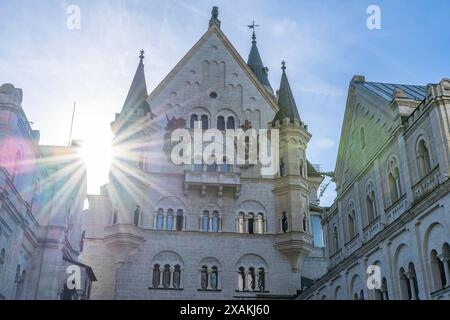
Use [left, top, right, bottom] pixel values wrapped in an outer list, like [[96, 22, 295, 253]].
[[169, 267, 174, 288], [405, 272, 418, 300], [207, 270, 212, 290], [159, 270, 164, 288]]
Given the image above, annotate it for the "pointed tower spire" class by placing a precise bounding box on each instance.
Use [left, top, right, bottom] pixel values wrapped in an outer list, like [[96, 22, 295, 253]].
[[247, 21, 273, 94], [273, 61, 301, 123], [121, 49, 152, 116]]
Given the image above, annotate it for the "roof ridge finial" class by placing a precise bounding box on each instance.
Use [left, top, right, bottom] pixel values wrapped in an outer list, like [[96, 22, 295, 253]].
[[209, 6, 221, 29], [281, 60, 286, 72], [139, 49, 145, 63], [248, 20, 259, 44]]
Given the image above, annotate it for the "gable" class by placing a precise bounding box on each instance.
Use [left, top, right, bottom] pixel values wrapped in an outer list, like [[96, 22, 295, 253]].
[[334, 81, 400, 193], [146, 25, 278, 130]]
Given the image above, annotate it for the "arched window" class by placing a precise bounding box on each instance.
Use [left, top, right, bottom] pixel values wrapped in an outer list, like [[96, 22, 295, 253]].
[[190, 114, 198, 129], [133, 205, 141, 226], [257, 213, 264, 234], [162, 264, 171, 289], [217, 116, 225, 130], [399, 267, 411, 300], [226, 116, 235, 129], [366, 182, 378, 224], [279, 158, 286, 177], [167, 209, 174, 230], [302, 215, 308, 232], [238, 267, 245, 291], [381, 278, 389, 300], [152, 264, 160, 288], [354, 293, 359, 300], [359, 289, 365, 300], [248, 213, 254, 234], [211, 266, 218, 290], [332, 225, 339, 253], [112, 209, 118, 225], [348, 210, 357, 240], [80, 231, 85, 252], [201, 265, 208, 290], [238, 212, 245, 233], [0, 248, 5, 266], [281, 212, 288, 233], [248, 267, 256, 291], [176, 209, 184, 231], [430, 250, 446, 290], [156, 208, 164, 230], [387, 158, 402, 204], [201, 115, 208, 130], [211, 211, 219, 232], [258, 267, 265, 292], [173, 265, 181, 289], [202, 210, 209, 232], [408, 263, 419, 300], [15, 266, 25, 300], [417, 139, 432, 178], [299, 159, 304, 177], [360, 127, 366, 149]]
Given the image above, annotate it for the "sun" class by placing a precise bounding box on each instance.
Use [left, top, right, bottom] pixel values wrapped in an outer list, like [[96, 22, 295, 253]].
[[80, 136, 112, 195]]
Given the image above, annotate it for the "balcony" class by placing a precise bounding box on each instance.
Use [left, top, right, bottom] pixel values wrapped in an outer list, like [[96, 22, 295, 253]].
[[363, 216, 384, 241], [385, 194, 408, 224], [412, 165, 440, 202], [184, 164, 241, 198]]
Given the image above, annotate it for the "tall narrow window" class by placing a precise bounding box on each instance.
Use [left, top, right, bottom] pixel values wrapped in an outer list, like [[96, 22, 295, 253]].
[[258, 267, 265, 291], [176, 209, 184, 231], [332, 226, 339, 253], [173, 265, 181, 289], [0, 248, 5, 268], [360, 127, 366, 149], [133, 205, 141, 226], [212, 211, 219, 232], [281, 212, 288, 233], [245, 136, 250, 162], [156, 208, 164, 230], [211, 266, 218, 290], [430, 250, 446, 290], [112, 209, 118, 225], [11, 150, 22, 182], [162, 264, 171, 289], [388, 158, 402, 204], [348, 210, 357, 239], [248, 213, 254, 234], [302, 215, 308, 232], [201, 266, 208, 290], [238, 267, 245, 291], [366, 182, 378, 224], [417, 139, 432, 178], [152, 264, 160, 288], [299, 159, 304, 177], [80, 231, 85, 252], [248, 267, 256, 291], [226, 116, 235, 129], [202, 210, 210, 232], [167, 209, 174, 230], [190, 114, 198, 129], [381, 278, 389, 300], [217, 116, 225, 130], [280, 159, 286, 176], [311, 215, 324, 247], [399, 267, 412, 300], [409, 263, 419, 300], [201, 115, 208, 130]]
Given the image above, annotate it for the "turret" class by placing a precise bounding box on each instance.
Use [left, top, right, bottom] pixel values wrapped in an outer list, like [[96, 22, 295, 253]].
[[272, 62, 313, 273]]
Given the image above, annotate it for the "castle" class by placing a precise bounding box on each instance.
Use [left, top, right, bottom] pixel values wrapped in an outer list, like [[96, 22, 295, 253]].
[[0, 7, 448, 300]]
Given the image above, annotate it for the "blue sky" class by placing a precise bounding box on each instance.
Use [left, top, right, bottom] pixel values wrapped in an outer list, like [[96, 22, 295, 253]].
[[1, 0, 449, 204]]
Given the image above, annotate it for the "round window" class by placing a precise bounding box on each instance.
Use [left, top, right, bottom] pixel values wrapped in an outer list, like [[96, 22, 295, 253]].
[[209, 91, 218, 99]]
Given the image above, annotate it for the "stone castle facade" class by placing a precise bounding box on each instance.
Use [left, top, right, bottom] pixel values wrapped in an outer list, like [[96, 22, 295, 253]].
[[0, 7, 448, 300]]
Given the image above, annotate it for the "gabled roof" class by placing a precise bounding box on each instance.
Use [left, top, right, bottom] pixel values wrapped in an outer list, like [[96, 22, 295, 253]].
[[354, 81, 426, 102], [120, 53, 152, 116], [247, 33, 274, 94], [273, 63, 301, 123], [146, 24, 279, 113]]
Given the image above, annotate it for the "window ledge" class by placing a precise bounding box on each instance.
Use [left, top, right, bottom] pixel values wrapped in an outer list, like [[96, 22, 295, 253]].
[[197, 289, 222, 292], [148, 287, 184, 291], [235, 290, 269, 293]]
